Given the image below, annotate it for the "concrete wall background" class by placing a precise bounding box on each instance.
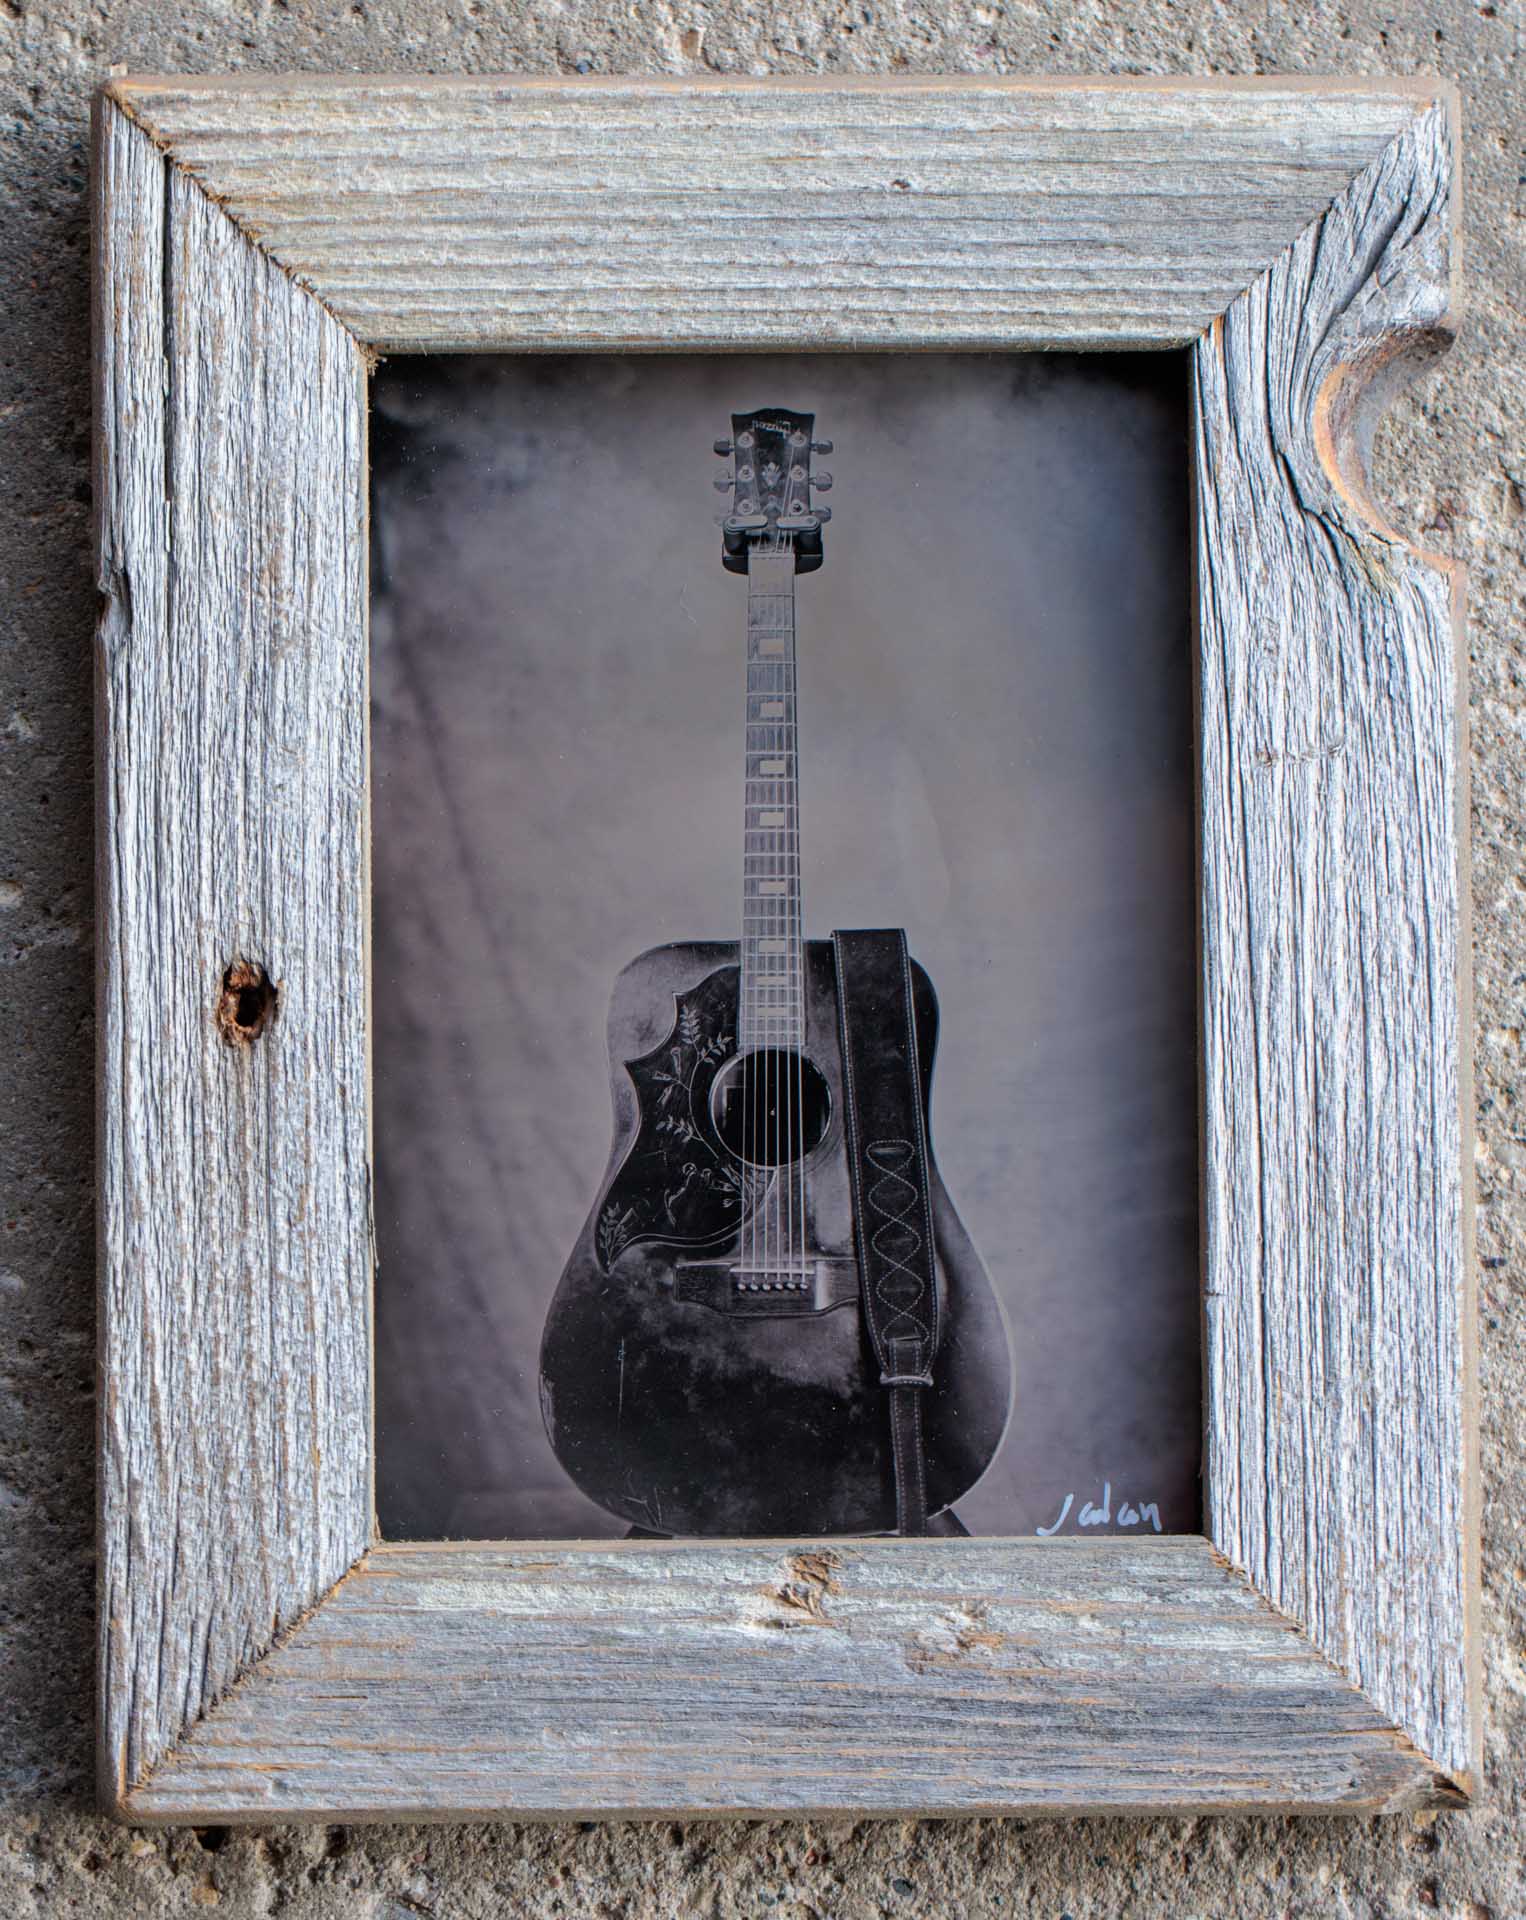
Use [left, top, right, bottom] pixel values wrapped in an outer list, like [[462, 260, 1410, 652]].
[[0, 2, 1519, 1914]]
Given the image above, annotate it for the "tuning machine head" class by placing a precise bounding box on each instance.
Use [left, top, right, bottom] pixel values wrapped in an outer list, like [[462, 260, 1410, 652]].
[[716, 407, 831, 574]]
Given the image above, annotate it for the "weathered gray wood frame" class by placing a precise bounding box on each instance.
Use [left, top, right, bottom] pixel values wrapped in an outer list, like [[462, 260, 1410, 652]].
[[93, 74, 1474, 1821]]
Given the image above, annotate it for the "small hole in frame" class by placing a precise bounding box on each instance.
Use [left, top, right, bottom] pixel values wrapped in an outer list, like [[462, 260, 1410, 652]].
[[216, 959, 277, 1046]]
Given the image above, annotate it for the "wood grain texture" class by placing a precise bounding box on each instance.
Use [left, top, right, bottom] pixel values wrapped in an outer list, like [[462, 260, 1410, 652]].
[[94, 74, 1471, 1819], [107, 75, 1445, 352], [1194, 99, 1474, 1785], [93, 96, 372, 1808], [124, 1538, 1454, 1821]]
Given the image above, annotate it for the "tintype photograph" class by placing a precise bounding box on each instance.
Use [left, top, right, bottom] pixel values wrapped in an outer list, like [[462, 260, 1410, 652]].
[[371, 352, 1198, 1543]]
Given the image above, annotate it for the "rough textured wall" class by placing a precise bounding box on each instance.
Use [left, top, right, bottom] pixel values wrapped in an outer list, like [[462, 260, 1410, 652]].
[[0, 2, 1520, 1915]]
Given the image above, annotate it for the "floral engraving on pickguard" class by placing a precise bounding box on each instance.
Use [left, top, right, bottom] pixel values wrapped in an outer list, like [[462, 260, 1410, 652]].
[[597, 1203, 639, 1267], [596, 966, 767, 1270]]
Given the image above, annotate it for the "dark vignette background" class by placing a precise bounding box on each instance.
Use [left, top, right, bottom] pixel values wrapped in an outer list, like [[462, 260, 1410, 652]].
[[370, 351, 1200, 1542]]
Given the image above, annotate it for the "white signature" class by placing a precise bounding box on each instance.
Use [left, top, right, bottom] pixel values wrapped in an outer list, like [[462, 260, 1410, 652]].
[[1035, 1481, 1163, 1536]]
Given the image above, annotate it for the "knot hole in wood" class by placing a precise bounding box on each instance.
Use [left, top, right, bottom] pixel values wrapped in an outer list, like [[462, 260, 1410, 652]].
[[216, 959, 277, 1046]]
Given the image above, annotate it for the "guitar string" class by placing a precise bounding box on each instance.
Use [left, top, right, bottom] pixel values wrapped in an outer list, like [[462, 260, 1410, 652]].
[[749, 548, 758, 1285], [792, 520, 804, 1283], [787, 530, 806, 1281], [769, 529, 803, 1283], [783, 547, 793, 1286], [769, 542, 784, 1283], [776, 541, 785, 1286], [764, 561, 776, 1274], [760, 540, 789, 1285], [760, 541, 775, 1290], [760, 546, 770, 1286], [784, 538, 796, 1283], [753, 548, 762, 1285], [789, 522, 805, 1283], [785, 543, 792, 1283], [743, 536, 754, 1286], [770, 548, 782, 1282], [774, 541, 785, 1287], [756, 541, 775, 1290], [784, 537, 800, 1282], [744, 501, 812, 1286]]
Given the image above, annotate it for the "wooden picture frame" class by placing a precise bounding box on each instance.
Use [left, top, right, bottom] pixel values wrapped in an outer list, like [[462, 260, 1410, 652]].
[[94, 73, 1474, 1821]]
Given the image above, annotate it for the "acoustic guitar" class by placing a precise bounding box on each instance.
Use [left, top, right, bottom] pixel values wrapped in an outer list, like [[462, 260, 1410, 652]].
[[538, 408, 1013, 1535]]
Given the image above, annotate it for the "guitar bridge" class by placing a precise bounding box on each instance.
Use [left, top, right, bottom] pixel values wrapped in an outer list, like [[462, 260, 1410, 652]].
[[673, 1256, 859, 1317]]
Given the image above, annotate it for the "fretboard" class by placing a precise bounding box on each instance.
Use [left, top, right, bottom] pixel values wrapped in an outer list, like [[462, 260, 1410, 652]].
[[740, 548, 803, 1051]]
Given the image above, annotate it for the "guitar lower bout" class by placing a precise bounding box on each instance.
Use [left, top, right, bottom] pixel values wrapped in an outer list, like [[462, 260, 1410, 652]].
[[538, 939, 1013, 1537]]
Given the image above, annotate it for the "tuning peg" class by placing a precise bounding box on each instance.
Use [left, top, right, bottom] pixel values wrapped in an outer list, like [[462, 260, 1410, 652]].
[[813, 472, 832, 491], [816, 506, 832, 521], [713, 438, 733, 456], [811, 439, 833, 454], [713, 475, 734, 491]]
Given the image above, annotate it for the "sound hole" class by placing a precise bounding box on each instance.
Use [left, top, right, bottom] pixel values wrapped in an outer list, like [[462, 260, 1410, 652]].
[[710, 1050, 832, 1168]]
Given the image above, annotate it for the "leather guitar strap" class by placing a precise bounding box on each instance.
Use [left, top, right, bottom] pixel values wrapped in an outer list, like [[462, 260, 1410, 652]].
[[831, 928, 940, 1537]]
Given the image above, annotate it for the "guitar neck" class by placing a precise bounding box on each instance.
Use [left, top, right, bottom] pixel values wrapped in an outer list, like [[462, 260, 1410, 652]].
[[740, 547, 803, 1052]]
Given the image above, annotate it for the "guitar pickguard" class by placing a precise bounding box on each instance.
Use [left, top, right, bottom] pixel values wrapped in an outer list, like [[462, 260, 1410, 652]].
[[595, 965, 766, 1269]]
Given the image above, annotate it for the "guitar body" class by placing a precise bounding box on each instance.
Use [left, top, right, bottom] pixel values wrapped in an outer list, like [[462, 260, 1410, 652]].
[[539, 939, 1013, 1536]]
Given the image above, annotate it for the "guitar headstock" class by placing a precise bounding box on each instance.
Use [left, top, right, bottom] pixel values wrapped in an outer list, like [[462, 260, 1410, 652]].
[[713, 407, 832, 575]]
